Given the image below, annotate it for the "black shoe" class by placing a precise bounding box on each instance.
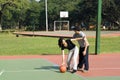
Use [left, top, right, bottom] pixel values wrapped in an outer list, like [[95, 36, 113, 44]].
[[71, 70, 77, 73], [77, 67, 83, 71], [67, 67, 71, 71], [82, 70, 88, 73]]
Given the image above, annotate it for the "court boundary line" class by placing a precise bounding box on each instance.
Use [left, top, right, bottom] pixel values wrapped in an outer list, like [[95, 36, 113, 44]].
[[3, 69, 89, 80], [76, 73, 89, 80], [4, 69, 58, 73], [2, 69, 89, 80], [0, 70, 4, 76], [3, 67, 120, 73], [90, 68, 120, 70]]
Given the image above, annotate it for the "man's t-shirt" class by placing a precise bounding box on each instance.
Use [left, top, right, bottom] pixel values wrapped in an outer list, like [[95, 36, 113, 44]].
[[73, 31, 86, 47]]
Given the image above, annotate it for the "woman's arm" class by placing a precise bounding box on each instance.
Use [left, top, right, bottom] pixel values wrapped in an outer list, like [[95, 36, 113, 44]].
[[61, 50, 65, 65]]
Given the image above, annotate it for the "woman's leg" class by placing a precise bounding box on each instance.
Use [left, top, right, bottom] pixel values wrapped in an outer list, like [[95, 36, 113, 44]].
[[67, 50, 73, 69], [72, 46, 79, 70]]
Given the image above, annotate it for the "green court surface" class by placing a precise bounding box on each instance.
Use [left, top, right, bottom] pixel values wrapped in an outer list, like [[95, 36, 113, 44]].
[[0, 58, 120, 80], [0, 59, 87, 80]]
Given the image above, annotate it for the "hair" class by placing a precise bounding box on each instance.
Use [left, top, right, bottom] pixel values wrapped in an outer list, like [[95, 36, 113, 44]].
[[58, 37, 64, 47], [73, 26, 81, 31]]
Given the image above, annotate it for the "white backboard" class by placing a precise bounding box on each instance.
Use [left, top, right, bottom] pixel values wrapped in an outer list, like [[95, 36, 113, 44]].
[[60, 11, 68, 18]]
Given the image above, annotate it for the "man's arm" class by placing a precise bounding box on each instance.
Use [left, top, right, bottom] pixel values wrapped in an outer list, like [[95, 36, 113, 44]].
[[71, 37, 84, 41], [83, 37, 89, 55]]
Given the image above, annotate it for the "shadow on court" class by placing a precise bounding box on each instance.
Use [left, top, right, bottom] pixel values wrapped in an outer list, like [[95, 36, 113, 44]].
[[34, 65, 60, 73]]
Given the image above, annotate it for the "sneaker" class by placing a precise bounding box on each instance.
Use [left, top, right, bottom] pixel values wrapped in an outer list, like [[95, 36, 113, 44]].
[[67, 67, 71, 71], [82, 70, 88, 73], [71, 70, 77, 73], [67, 67, 69, 70], [77, 67, 83, 71]]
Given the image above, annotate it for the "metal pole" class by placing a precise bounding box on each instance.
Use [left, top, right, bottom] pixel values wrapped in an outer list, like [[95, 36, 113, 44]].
[[45, 0, 48, 31], [95, 0, 102, 54]]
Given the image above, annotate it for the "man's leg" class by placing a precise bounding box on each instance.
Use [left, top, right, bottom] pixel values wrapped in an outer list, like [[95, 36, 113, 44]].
[[84, 46, 89, 71], [77, 47, 84, 69]]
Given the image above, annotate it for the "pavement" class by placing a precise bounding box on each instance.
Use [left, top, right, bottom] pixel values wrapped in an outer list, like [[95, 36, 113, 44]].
[[13, 31, 120, 38]]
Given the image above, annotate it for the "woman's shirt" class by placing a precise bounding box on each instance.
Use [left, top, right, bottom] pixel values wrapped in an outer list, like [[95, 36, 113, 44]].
[[61, 39, 75, 50]]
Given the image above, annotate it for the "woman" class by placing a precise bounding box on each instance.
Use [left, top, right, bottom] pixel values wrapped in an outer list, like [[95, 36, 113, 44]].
[[58, 37, 79, 73]]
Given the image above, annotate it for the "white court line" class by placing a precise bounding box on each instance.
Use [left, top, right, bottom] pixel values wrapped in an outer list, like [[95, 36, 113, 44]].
[[90, 68, 120, 70], [0, 70, 4, 76], [4, 69, 89, 80], [4, 69, 58, 73], [76, 67, 120, 80], [76, 73, 88, 80]]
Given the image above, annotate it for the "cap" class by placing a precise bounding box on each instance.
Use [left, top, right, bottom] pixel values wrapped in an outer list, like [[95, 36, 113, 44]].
[[71, 26, 80, 31]]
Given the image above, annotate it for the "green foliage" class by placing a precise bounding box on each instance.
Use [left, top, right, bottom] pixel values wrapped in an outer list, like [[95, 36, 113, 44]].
[[0, 0, 30, 30], [0, 0, 120, 30]]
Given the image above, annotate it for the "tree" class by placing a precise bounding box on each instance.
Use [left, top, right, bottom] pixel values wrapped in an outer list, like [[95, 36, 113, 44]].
[[14, 0, 30, 29], [25, 0, 41, 30], [74, 0, 98, 29], [0, 0, 30, 30], [0, 0, 16, 30], [47, 0, 80, 30], [1, 0, 120, 31], [102, 0, 120, 29]]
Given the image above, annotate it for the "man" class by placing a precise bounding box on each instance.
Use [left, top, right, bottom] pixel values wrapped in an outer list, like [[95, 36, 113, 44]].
[[72, 26, 89, 72]]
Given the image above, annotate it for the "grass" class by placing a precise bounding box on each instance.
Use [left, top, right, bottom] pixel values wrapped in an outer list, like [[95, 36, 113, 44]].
[[0, 33, 120, 55], [89, 36, 120, 54]]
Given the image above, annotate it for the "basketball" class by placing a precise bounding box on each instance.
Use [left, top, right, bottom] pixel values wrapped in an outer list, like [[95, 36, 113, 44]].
[[59, 65, 66, 73]]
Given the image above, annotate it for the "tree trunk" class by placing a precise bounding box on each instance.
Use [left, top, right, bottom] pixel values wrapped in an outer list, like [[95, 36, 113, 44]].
[[0, 11, 2, 31]]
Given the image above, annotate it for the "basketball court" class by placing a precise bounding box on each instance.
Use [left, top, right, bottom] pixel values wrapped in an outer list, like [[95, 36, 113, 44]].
[[2, 31, 120, 80], [0, 58, 85, 80], [0, 53, 120, 80]]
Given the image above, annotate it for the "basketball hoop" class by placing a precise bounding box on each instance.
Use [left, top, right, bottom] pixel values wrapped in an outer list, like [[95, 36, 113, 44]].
[[60, 11, 68, 18]]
